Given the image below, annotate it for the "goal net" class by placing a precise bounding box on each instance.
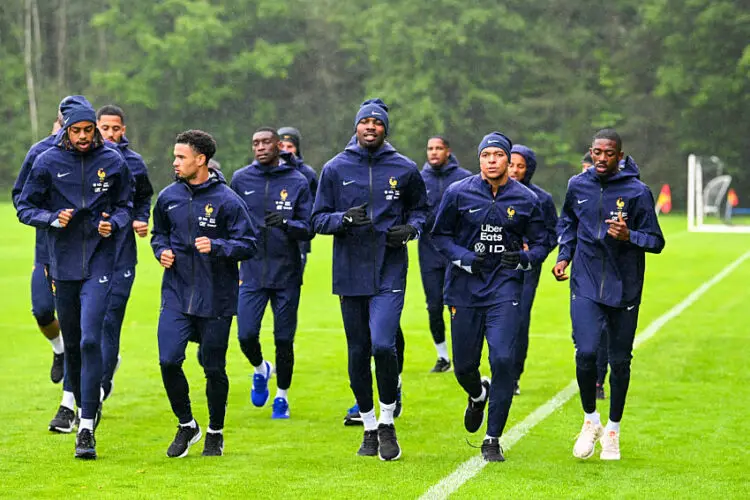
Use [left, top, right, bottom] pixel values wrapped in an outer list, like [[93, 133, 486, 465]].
[[687, 154, 750, 233]]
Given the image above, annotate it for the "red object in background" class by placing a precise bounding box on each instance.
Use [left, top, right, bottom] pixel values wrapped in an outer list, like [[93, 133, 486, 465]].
[[656, 184, 672, 214], [727, 188, 739, 208]]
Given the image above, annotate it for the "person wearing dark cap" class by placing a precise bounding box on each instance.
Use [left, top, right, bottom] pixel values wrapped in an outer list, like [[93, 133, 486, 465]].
[[312, 98, 428, 461], [431, 131, 549, 462], [277, 126, 318, 274], [17, 95, 133, 459], [508, 145, 558, 395]]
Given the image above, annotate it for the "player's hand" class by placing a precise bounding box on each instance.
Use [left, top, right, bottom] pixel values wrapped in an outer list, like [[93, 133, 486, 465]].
[[195, 236, 212, 254], [264, 211, 287, 229], [98, 212, 113, 237], [57, 208, 74, 228], [552, 260, 569, 281], [385, 224, 418, 248], [342, 203, 371, 227], [606, 212, 630, 241], [133, 220, 149, 238], [160, 249, 175, 268]]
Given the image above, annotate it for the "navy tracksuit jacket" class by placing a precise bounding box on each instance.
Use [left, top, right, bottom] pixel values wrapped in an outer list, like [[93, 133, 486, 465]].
[[311, 138, 428, 411], [292, 155, 318, 258], [16, 134, 132, 420], [431, 174, 550, 438]]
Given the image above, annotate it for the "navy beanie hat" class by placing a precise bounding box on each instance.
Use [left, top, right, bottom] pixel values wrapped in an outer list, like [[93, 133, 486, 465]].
[[354, 98, 389, 135], [59, 95, 96, 130], [278, 126, 302, 157], [477, 131, 512, 159]]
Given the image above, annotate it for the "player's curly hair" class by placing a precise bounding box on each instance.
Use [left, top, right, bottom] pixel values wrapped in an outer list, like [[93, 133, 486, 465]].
[[176, 130, 217, 162]]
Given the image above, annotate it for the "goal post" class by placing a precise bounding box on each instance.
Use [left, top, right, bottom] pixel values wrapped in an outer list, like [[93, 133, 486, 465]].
[[687, 154, 750, 233]]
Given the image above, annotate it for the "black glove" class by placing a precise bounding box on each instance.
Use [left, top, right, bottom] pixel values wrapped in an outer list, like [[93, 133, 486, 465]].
[[470, 252, 502, 275], [342, 203, 371, 227], [265, 211, 287, 229], [500, 241, 528, 269], [386, 224, 418, 248]]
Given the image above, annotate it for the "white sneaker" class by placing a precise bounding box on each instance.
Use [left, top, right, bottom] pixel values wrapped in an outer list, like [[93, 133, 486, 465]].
[[573, 420, 604, 459], [600, 429, 621, 460]]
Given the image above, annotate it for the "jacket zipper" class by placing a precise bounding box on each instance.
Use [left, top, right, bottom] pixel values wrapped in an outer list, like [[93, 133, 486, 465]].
[[81, 155, 87, 277], [597, 186, 606, 299], [187, 186, 196, 314], [368, 154, 376, 292], [262, 177, 270, 287]]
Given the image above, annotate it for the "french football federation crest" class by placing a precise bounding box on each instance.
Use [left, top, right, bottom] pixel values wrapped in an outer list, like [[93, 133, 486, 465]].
[[97, 168, 106, 181], [51, 280, 56, 296], [616, 197, 625, 210], [507, 206, 516, 220], [205, 203, 214, 217], [280, 189, 288, 201], [450, 306, 457, 320], [389, 177, 398, 189]]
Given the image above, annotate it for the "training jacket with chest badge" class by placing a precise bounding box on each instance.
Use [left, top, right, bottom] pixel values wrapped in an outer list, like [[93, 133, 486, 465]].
[[419, 154, 473, 271], [312, 137, 428, 296], [556, 156, 665, 308], [431, 175, 550, 307], [16, 131, 132, 281], [230, 151, 314, 290], [151, 171, 257, 317]]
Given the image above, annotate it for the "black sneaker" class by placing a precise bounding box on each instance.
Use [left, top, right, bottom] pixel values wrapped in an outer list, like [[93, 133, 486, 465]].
[[481, 438, 505, 462], [50, 352, 64, 384], [95, 405, 102, 430], [430, 357, 452, 373], [75, 429, 97, 460], [357, 429, 379, 456], [49, 406, 75, 433], [202, 431, 224, 456], [464, 378, 491, 433], [596, 383, 606, 400], [514, 380, 521, 396], [344, 403, 363, 426], [167, 424, 202, 458], [101, 380, 114, 402], [377, 424, 401, 461], [394, 385, 403, 418]]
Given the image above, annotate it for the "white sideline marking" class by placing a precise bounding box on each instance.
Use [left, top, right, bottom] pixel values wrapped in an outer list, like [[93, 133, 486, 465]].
[[420, 250, 750, 499]]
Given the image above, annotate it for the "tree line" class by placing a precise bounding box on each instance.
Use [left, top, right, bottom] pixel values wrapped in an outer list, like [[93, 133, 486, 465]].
[[1, 0, 748, 207]]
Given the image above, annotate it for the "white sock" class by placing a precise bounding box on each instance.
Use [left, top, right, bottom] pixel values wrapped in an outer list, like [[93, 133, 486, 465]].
[[61, 391, 75, 411], [99, 386, 105, 403], [484, 434, 498, 441], [379, 401, 396, 426], [606, 420, 620, 432], [207, 427, 223, 434], [435, 342, 449, 361], [254, 361, 267, 376], [49, 335, 64, 355], [79, 418, 94, 432], [180, 419, 197, 429], [584, 411, 601, 425], [360, 408, 378, 431], [470, 385, 487, 403], [276, 388, 288, 400]]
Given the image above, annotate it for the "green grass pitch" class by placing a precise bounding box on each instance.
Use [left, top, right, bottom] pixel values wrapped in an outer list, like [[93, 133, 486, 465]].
[[1, 204, 748, 499]]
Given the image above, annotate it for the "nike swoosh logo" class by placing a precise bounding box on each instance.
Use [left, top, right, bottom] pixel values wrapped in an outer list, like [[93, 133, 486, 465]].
[[123, 270, 132, 278], [244, 190, 255, 195], [57, 172, 71, 178], [167, 204, 178, 211], [469, 208, 482, 213], [577, 199, 588, 204], [627, 305, 635, 311], [342, 180, 355, 186], [512, 301, 519, 306], [371, 111, 381, 116], [98, 277, 109, 284], [343, 216, 352, 223], [488, 140, 499, 144], [392, 289, 403, 293]]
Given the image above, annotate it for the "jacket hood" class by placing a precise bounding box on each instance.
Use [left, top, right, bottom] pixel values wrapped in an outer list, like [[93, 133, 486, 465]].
[[344, 135, 397, 159], [510, 145, 537, 185], [585, 155, 640, 183], [421, 154, 461, 176], [249, 150, 297, 175], [177, 169, 225, 192]]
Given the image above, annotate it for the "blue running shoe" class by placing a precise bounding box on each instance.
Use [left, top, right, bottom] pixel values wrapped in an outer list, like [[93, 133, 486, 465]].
[[251, 361, 273, 407], [344, 403, 363, 426], [272, 397, 290, 419]]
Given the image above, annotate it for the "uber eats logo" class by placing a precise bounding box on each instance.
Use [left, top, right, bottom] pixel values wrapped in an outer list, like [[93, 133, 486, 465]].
[[475, 224, 505, 254]]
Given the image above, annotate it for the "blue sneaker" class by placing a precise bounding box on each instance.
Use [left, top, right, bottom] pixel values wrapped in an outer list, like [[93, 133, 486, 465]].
[[272, 397, 290, 419], [251, 361, 273, 407], [344, 403, 362, 426]]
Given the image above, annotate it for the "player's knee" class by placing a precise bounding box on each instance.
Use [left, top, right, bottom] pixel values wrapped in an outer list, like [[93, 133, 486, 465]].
[[202, 364, 227, 381], [274, 339, 294, 357], [371, 338, 396, 359], [33, 310, 56, 327], [488, 353, 514, 372], [609, 359, 631, 377], [575, 351, 598, 370], [80, 336, 99, 353]]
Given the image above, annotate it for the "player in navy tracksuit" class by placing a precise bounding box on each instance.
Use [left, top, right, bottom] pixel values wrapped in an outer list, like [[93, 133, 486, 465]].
[[152, 130, 256, 458], [419, 136, 472, 372], [312, 99, 428, 461], [17, 95, 132, 459], [12, 115, 65, 385], [554, 129, 664, 461], [231, 128, 313, 420], [508, 145, 558, 394], [432, 132, 549, 462], [96, 105, 154, 403], [278, 126, 318, 274]]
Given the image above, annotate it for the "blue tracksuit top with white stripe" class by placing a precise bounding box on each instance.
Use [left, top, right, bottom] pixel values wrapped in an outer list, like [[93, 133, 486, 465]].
[[418, 155, 473, 271], [311, 139, 428, 296], [112, 136, 153, 270], [556, 156, 665, 307], [230, 155, 313, 290], [16, 135, 132, 281], [151, 172, 257, 317], [12, 134, 59, 265], [431, 175, 549, 307]]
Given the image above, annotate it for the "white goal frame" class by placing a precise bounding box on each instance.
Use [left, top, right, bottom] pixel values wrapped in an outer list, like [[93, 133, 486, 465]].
[[687, 154, 750, 233]]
